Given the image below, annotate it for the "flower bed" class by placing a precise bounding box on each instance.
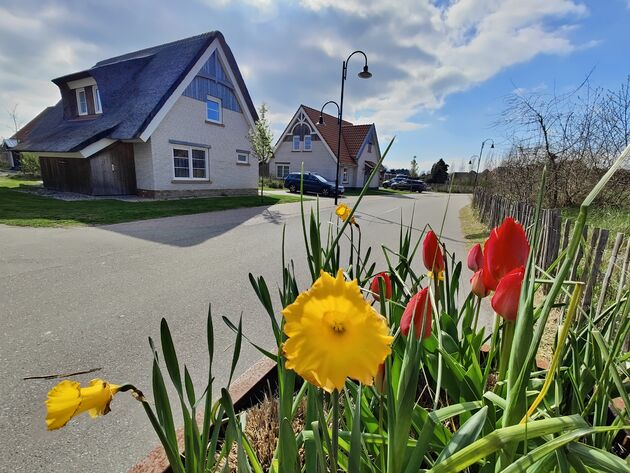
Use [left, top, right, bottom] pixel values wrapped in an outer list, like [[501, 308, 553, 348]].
[[43, 141, 630, 472]]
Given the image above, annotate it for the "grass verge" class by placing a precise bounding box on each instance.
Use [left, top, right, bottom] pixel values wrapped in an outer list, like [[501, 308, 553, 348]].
[[0, 176, 303, 227], [459, 204, 490, 248], [562, 206, 630, 234]]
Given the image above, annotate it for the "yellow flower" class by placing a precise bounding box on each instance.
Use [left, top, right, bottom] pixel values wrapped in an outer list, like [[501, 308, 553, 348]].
[[282, 269, 393, 392], [335, 203, 357, 225], [45, 378, 120, 430], [427, 270, 445, 281]]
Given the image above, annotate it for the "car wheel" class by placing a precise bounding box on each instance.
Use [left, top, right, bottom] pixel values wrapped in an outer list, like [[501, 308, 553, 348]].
[[321, 187, 330, 197], [289, 184, 297, 193]]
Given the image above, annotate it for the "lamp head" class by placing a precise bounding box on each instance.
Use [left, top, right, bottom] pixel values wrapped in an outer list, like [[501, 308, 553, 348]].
[[358, 65, 372, 79], [490, 143, 495, 149], [318, 115, 324, 125]]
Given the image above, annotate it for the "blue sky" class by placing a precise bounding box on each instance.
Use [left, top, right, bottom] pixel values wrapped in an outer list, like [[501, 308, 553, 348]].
[[0, 0, 629, 171]]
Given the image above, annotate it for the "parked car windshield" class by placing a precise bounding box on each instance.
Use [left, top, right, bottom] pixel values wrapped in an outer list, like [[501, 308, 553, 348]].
[[313, 174, 328, 183]]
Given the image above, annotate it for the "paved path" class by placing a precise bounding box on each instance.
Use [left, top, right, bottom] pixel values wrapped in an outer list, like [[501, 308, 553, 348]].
[[0, 192, 481, 472]]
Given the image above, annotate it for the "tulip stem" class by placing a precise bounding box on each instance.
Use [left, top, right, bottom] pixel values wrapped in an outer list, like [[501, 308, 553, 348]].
[[473, 297, 482, 334], [331, 389, 340, 472], [497, 321, 516, 387], [483, 314, 501, 387]]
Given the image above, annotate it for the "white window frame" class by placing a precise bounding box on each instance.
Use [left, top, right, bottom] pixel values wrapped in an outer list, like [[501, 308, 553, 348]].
[[277, 163, 290, 179], [342, 167, 349, 184], [292, 135, 301, 151], [303, 134, 312, 151], [236, 152, 249, 164], [93, 87, 102, 114], [206, 96, 222, 124], [76, 88, 88, 116], [172, 145, 209, 181]]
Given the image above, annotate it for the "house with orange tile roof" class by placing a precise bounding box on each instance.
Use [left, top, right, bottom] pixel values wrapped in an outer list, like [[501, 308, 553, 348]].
[[270, 105, 382, 188]]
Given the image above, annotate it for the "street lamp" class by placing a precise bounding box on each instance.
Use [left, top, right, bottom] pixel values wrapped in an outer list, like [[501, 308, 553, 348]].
[[473, 139, 494, 189], [469, 155, 479, 173], [325, 50, 372, 205]]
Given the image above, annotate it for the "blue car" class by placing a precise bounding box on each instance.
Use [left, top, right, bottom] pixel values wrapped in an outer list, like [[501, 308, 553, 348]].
[[284, 172, 344, 197]]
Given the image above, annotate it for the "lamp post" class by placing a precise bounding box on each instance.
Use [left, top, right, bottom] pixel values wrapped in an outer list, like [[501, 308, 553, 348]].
[[320, 51, 372, 205], [473, 139, 494, 189], [468, 155, 479, 173]]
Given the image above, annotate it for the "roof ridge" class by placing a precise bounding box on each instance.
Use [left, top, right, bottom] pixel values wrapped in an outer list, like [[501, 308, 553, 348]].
[[94, 31, 218, 67]]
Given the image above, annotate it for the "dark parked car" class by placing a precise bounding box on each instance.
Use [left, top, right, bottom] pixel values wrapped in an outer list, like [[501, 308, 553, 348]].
[[284, 172, 344, 197], [390, 178, 426, 192], [382, 176, 407, 188]]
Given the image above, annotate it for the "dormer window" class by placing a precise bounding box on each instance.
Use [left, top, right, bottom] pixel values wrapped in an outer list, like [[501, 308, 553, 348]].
[[93, 87, 102, 114], [76, 88, 88, 116]]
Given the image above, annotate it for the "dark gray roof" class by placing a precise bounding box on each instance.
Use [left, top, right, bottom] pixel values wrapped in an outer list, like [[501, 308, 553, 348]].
[[16, 31, 257, 153]]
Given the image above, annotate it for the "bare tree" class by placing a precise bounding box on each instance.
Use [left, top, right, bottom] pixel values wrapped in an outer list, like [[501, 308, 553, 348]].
[[248, 103, 274, 199], [8, 104, 20, 135]]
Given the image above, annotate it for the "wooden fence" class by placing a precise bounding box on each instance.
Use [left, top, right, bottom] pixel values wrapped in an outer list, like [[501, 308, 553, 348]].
[[472, 190, 630, 313]]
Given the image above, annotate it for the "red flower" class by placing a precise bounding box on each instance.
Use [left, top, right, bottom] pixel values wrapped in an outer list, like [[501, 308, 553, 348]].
[[491, 266, 525, 321], [400, 287, 432, 340], [370, 272, 392, 300], [467, 243, 483, 272], [482, 217, 529, 291], [470, 270, 490, 298], [423, 230, 445, 274]]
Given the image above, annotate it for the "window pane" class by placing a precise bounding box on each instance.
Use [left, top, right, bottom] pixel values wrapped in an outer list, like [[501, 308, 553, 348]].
[[237, 154, 248, 163], [207, 99, 220, 121], [192, 149, 206, 178], [173, 148, 190, 178], [304, 135, 312, 150], [78, 90, 87, 115], [94, 88, 102, 113], [292, 136, 300, 150]]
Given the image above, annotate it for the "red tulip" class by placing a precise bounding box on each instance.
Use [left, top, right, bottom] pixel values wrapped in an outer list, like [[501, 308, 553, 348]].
[[423, 230, 445, 274], [401, 287, 432, 340], [467, 243, 483, 272], [482, 217, 529, 290], [491, 266, 525, 321], [470, 270, 490, 298], [370, 272, 392, 300]]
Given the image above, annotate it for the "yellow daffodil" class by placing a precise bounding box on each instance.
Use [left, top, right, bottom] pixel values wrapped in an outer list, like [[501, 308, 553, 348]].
[[282, 269, 393, 392], [335, 203, 357, 225], [427, 270, 445, 281], [45, 378, 120, 430]]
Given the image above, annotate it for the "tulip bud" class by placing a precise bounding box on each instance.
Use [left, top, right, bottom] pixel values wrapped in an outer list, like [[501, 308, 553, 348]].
[[467, 243, 483, 272], [470, 270, 490, 298], [370, 272, 392, 301], [423, 230, 445, 274], [491, 266, 525, 321], [401, 287, 432, 340]]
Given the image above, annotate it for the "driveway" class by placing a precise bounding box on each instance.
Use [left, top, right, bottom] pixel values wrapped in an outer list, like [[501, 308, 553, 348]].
[[0, 192, 482, 472]]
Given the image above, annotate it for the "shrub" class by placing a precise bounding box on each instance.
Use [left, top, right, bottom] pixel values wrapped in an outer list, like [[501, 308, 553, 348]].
[[19, 153, 40, 177]]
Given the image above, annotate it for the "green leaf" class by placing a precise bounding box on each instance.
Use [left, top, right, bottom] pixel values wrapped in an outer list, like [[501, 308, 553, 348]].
[[228, 314, 244, 387], [567, 441, 630, 473], [160, 318, 183, 395], [348, 385, 362, 473], [435, 406, 488, 464]]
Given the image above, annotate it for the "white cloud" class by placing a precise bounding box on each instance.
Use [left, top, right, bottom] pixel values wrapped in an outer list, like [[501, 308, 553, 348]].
[[297, 0, 589, 134]]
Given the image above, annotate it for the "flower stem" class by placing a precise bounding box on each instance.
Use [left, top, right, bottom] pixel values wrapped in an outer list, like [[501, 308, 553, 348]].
[[497, 320, 515, 386], [331, 389, 340, 472]]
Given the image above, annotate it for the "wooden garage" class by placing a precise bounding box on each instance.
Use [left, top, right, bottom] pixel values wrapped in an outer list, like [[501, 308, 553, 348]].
[[40, 142, 137, 196]]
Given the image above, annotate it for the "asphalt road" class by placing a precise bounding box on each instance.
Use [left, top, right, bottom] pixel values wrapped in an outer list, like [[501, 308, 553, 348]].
[[0, 191, 483, 472]]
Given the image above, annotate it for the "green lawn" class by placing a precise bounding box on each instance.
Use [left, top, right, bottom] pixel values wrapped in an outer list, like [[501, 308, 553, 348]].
[[0, 176, 302, 227], [562, 206, 630, 234]]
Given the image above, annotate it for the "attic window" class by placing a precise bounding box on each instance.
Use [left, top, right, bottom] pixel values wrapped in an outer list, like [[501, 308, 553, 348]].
[[93, 87, 102, 114], [76, 88, 88, 116], [206, 96, 222, 123]]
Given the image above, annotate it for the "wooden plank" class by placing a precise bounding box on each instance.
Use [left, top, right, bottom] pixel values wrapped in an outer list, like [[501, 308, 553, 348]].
[[582, 228, 609, 311], [617, 238, 630, 304], [596, 233, 624, 316]]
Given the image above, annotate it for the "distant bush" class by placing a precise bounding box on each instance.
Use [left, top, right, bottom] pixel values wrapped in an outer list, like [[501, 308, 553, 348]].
[[20, 153, 41, 177]]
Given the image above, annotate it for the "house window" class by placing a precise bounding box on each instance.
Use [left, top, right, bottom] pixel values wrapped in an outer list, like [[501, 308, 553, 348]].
[[304, 135, 312, 151], [342, 168, 349, 184], [93, 87, 102, 114], [237, 153, 249, 164], [292, 135, 300, 151], [368, 142, 372, 153], [76, 88, 88, 116], [172, 146, 208, 179], [206, 97, 222, 123], [277, 164, 290, 179]]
